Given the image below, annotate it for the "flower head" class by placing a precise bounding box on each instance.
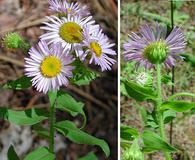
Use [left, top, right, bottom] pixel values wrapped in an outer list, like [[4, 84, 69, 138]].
[[25, 41, 74, 93], [40, 15, 96, 51], [48, 0, 90, 17], [122, 139, 144, 160], [123, 23, 186, 68], [77, 27, 116, 71]]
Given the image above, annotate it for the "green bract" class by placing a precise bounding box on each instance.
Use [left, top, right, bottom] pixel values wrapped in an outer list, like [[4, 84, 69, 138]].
[[143, 41, 168, 64]]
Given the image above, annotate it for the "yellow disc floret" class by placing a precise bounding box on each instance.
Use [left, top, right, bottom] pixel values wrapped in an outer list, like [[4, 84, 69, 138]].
[[59, 22, 83, 44], [90, 42, 102, 57], [40, 56, 62, 78]]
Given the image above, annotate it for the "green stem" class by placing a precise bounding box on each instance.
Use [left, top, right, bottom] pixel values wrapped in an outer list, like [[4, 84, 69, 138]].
[[170, 0, 175, 146], [156, 64, 172, 160], [48, 91, 57, 154], [49, 100, 55, 153], [168, 92, 195, 101]]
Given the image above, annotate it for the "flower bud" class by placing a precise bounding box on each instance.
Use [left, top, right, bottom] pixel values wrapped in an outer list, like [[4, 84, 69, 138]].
[[122, 139, 144, 160], [143, 41, 168, 64], [2, 32, 30, 50]]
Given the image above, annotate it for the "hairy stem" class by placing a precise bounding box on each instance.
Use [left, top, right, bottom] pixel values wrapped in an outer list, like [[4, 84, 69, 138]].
[[49, 101, 55, 153], [156, 64, 172, 160], [170, 0, 175, 145]]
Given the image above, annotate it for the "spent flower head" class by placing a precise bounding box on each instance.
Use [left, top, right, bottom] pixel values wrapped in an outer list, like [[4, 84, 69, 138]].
[[122, 139, 144, 160], [48, 0, 90, 17], [25, 41, 74, 93], [135, 71, 152, 87], [123, 23, 186, 68]]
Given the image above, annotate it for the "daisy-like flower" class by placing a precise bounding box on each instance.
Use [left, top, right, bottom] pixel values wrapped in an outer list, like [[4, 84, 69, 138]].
[[77, 27, 116, 71], [25, 41, 74, 93], [40, 15, 97, 51], [48, 0, 90, 17], [123, 23, 186, 68]]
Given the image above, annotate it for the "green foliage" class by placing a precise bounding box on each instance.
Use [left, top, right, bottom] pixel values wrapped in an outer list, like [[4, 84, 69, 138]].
[[33, 124, 49, 139], [24, 147, 54, 160], [56, 90, 86, 127], [0, 108, 49, 126], [71, 60, 99, 86], [163, 110, 176, 124], [142, 130, 177, 153], [7, 145, 20, 160], [78, 152, 98, 160], [121, 125, 139, 141], [181, 54, 195, 68], [3, 76, 32, 90], [122, 80, 157, 102], [161, 101, 195, 112], [55, 120, 110, 157]]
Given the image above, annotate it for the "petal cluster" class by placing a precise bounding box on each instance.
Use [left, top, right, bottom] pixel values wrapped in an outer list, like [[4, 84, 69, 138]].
[[123, 23, 186, 68], [25, 41, 74, 93], [24, 0, 116, 93], [48, 0, 90, 17]]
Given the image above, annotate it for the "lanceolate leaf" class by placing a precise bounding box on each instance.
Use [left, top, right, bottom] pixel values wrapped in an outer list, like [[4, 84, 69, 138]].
[[78, 152, 98, 160], [123, 80, 157, 102], [161, 101, 195, 112], [55, 120, 110, 157], [142, 130, 177, 153], [0, 108, 49, 126], [24, 147, 54, 160], [121, 125, 139, 141], [7, 145, 20, 160], [71, 60, 99, 86], [3, 76, 31, 90], [56, 90, 86, 127]]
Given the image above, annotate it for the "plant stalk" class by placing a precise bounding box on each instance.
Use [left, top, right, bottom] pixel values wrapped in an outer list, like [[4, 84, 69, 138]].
[[156, 64, 172, 160], [170, 0, 175, 145], [49, 97, 56, 153]]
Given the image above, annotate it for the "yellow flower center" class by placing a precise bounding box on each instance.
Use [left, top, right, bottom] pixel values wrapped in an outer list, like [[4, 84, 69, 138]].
[[90, 42, 102, 57], [40, 56, 62, 78], [59, 22, 83, 44]]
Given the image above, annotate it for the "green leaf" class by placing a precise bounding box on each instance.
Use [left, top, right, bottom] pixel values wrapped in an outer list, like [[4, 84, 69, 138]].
[[32, 124, 49, 139], [161, 101, 195, 112], [142, 130, 177, 153], [121, 125, 139, 141], [24, 147, 54, 160], [78, 152, 98, 160], [55, 120, 110, 157], [7, 145, 20, 160], [122, 80, 157, 102], [56, 90, 86, 127], [48, 90, 57, 107], [3, 76, 31, 90], [71, 60, 99, 86], [181, 54, 195, 68], [161, 74, 173, 86], [138, 107, 148, 125], [163, 110, 176, 124], [0, 108, 49, 126]]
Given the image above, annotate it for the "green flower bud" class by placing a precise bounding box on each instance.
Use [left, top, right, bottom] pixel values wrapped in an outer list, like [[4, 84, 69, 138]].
[[2, 32, 30, 50], [143, 40, 168, 64], [122, 139, 144, 160]]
